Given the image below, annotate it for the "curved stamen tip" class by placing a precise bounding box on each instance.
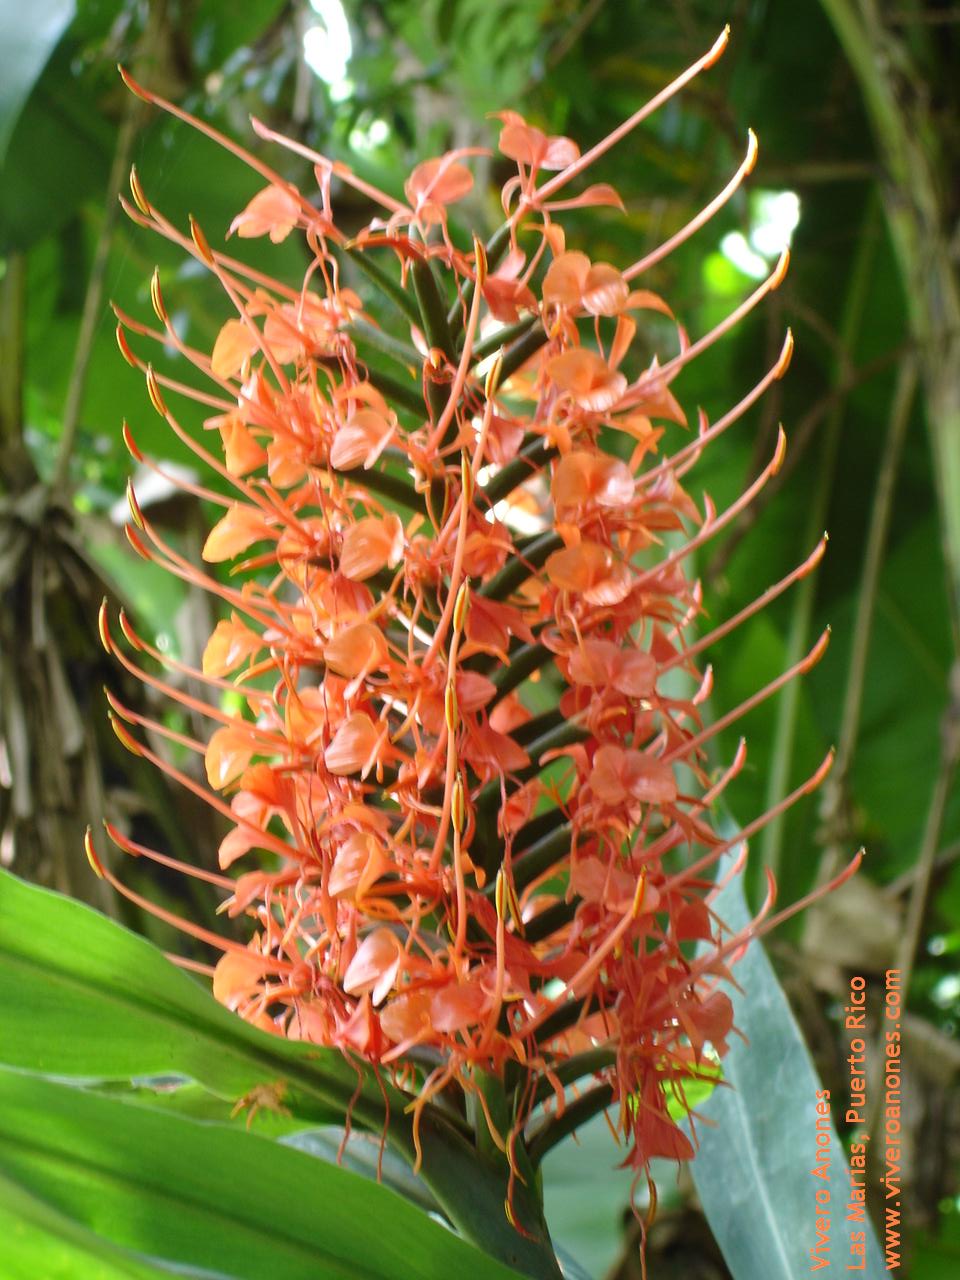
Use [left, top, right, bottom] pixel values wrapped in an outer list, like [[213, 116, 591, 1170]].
[[809, 747, 837, 791], [745, 128, 759, 175], [473, 235, 488, 289], [800, 534, 829, 576], [126, 479, 145, 531], [109, 711, 144, 757], [149, 268, 167, 323], [806, 627, 832, 670], [118, 65, 151, 103], [84, 827, 105, 879], [189, 215, 216, 267], [145, 365, 167, 417], [103, 687, 131, 723], [706, 26, 731, 68], [103, 818, 141, 857], [771, 246, 791, 289], [97, 599, 112, 653], [122, 421, 143, 462], [775, 328, 794, 378], [129, 166, 150, 216], [771, 425, 787, 475], [118, 608, 144, 651], [116, 324, 137, 369]]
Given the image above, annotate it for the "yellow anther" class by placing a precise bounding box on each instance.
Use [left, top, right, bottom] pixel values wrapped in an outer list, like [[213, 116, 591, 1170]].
[[189, 215, 215, 266], [631, 871, 647, 918], [453, 580, 470, 633], [97, 600, 111, 654], [109, 713, 143, 757], [149, 268, 166, 323], [129, 165, 150, 215], [495, 868, 507, 920], [473, 235, 488, 289], [444, 680, 459, 733], [115, 325, 137, 368], [84, 827, 105, 879], [126, 479, 145, 531], [484, 351, 504, 401], [461, 453, 474, 505], [452, 772, 466, 833], [145, 365, 167, 417]]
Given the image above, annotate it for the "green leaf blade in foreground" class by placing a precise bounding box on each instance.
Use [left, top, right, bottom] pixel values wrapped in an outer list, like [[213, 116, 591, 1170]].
[[0, 867, 370, 1128], [0, 870, 562, 1279], [689, 861, 886, 1280], [0, 1069, 521, 1280], [0, 1169, 234, 1280]]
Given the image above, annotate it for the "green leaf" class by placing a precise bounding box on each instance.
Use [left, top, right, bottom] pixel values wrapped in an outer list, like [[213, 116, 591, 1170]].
[[689, 861, 887, 1279], [0, 0, 74, 166], [0, 1168, 225, 1280], [0, 1069, 522, 1280], [0, 866, 382, 1132], [0, 870, 563, 1279]]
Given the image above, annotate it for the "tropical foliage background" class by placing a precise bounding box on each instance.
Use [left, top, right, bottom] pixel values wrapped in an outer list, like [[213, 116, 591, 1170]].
[[1, 1, 958, 1277]]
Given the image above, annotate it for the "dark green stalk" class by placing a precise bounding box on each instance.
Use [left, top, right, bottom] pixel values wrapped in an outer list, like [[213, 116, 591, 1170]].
[[349, 317, 421, 367], [522, 897, 580, 944], [473, 315, 538, 361], [511, 825, 574, 893], [344, 245, 421, 326], [526, 1084, 615, 1166], [498, 323, 550, 384], [529, 997, 593, 1050], [362, 368, 425, 418], [485, 438, 558, 506], [411, 255, 456, 430], [514, 806, 568, 853], [492, 642, 552, 702], [333, 461, 422, 513], [512, 708, 565, 748], [529, 1048, 616, 1109], [480, 532, 563, 601], [447, 222, 514, 341]]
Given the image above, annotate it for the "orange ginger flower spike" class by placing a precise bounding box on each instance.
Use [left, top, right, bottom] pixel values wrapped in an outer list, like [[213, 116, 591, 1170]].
[[102, 40, 867, 1245]]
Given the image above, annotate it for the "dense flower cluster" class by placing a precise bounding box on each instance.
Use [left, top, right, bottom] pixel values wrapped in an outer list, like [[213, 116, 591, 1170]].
[[90, 30, 858, 1185]]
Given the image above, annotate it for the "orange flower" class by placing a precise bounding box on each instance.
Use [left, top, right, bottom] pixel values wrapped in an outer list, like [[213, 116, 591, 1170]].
[[101, 44, 862, 1225]]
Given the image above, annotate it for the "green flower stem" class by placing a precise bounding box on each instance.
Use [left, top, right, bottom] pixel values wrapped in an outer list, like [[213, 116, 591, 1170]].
[[344, 245, 421, 326], [529, 1048, 616, 1108], [473, 315, 538, 362], [360, 367, 425, 418], [447, 222, 514, 341], [484, 438, 558, 506], [349, 317, 421, 367], [332, 458, 422, 512], [522, 897, 580, 944], [491, 642, 552, 702], [480, 532, 562, 601], [498, 323, 550, 385], [526, 1083, 616, 1167]]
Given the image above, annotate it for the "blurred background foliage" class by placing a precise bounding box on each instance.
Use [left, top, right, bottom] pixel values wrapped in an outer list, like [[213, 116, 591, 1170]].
[[1, 0, 958, 1275]]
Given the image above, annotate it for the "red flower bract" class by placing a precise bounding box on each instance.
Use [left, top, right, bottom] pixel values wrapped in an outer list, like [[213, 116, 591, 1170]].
[[95, 32, 861, 1207]]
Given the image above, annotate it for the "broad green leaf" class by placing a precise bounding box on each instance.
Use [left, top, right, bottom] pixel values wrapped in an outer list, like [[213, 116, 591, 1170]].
[[689, 861, 886, 1279], [91, 1077, 440, 1214], [0, 870, 563, 1279], [0, 0, 74, 166], [0, 1069, 522, 1280], [0, 1169, 228, 1280], [0, 866, 379, 1131]]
